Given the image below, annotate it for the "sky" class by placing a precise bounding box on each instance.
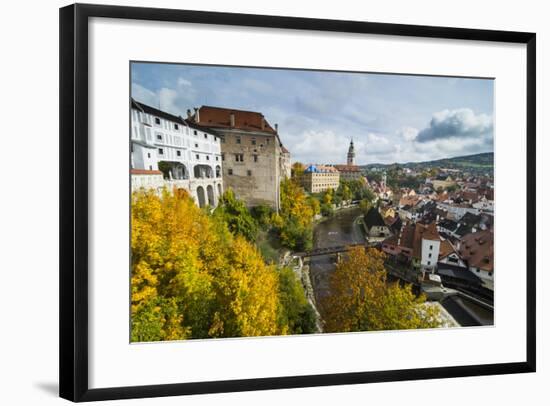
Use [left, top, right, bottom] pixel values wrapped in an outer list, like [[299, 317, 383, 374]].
[[131, 63, 494, 165]]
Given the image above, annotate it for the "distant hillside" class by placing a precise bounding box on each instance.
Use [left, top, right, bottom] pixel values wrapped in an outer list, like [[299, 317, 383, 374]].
[[360, 152, 494, 171]]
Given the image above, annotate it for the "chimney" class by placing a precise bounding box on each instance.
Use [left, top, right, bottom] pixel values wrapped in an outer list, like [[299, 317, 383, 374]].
[[229, 113, 235, 127], [186, 109, 192, 119], [261, 118, 266, 130], [275, 123, 278, 133], [194, 107, 200, 123]]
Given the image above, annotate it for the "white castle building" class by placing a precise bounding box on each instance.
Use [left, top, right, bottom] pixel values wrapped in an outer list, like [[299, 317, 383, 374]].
[[130, 99, 224, 207]]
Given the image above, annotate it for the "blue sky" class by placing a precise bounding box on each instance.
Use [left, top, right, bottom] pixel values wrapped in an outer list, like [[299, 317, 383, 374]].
[[131, 63, 494, 165]]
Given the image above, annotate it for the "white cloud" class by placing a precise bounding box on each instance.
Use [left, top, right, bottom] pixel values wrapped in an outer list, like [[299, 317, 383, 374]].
[[177, 77, 192, 87], [131, 82, 158, 107], [416, 108, 493, 143], [397, 126, 419, 141], [288, 130, 350, 164], [131, 81, 198, 117]]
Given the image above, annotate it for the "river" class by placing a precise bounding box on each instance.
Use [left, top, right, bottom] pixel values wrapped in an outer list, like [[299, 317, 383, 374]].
[[309, 207, 365, 306]]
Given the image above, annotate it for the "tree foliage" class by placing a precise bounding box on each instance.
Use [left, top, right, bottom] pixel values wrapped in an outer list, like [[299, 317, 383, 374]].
[[277, 267, 317, 334], [214, 188, 258, 242], [131, 189, 283, 341], [291, 162, 305, 179], [274, 178, 317, 250], [250, 204, 273, 229], [322, 247, 441, 332]]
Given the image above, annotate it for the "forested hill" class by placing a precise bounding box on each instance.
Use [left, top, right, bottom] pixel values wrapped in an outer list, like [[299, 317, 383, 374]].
[[360, 152, 494, 171]]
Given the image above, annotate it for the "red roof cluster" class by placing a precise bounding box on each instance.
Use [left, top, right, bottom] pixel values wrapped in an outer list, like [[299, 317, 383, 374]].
[[459, 230, 494, 272]]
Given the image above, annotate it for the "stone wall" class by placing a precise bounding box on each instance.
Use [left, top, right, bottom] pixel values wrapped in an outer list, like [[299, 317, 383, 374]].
[[218, 129, 281, 209]]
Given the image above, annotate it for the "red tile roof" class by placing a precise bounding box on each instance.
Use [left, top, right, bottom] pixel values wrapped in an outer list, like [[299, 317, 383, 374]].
[[438, 239, 456, 260], [459, 230, 494, 272], [191, 106, 276, 134], [412, 222, 440, 259], [333, 165, 361, 172]]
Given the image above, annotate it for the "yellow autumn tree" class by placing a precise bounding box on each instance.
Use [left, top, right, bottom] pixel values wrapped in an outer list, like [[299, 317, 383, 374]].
[[322, 247, 441, 333], [273, 178, 319, 251], [131, 188, 284, 341]]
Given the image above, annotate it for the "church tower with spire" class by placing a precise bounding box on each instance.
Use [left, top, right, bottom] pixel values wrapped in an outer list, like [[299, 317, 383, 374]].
[[347, 139, 356, 166]]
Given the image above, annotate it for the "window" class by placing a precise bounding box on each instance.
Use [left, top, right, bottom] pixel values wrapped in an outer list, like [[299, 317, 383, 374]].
[[429, 245, 433, 250], [221, 153, 225, 161], [195, 154, 199, 160], [147, 153, 151, 158], [174, 124, 179, 130], [195, 143, 199, 148], [251, 138, 256, 145], [156, 134, 162, 141], [204, 133, 208, 139], [206, 156, 210, 161], [253, 155, 258, 162], [427, 261, 431, 265], [193, 130, 197, 136], [158, 148, 164, 155], [428, 253, 432, 258], [236, 137, 241, 144], [235, 154, 244, 162], [228, 169, 233, 175], [176, 150, 181, 157], [216, 156, 219, 161], [489, 272, 493, 277], [155, 117, 161, 125], [247, 170, 252, 177]]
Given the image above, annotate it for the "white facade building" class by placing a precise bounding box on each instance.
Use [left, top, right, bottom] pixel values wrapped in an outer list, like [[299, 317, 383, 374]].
[[421, 236, 441, 272], [131, 99, 224, 207]]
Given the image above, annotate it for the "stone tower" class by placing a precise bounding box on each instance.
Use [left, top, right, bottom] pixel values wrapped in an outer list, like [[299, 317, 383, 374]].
[[347, 139, 356, 166]]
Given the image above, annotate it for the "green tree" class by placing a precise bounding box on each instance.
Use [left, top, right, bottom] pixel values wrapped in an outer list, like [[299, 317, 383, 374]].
[[342, 184, 352, 202], [250, 204, 273, 229], [291, 162, 305, 180], [321, 203, 334, 217], [277, 267, 317, 334], [275, 178, 317, 250], [214, 189, 258, 242], [359, 198, 372, 216], [322, 188, 334, 205]]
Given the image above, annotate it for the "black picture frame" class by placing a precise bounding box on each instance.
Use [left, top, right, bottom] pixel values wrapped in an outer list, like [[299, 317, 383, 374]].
[[59, 3, 536, 402]]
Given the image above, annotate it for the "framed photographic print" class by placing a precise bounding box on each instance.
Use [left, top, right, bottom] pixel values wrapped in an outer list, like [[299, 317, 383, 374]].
[[59, 3, 536, 402]]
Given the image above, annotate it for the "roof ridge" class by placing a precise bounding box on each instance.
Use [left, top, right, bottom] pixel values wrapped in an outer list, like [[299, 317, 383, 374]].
[[200, 105, 265, 116]]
